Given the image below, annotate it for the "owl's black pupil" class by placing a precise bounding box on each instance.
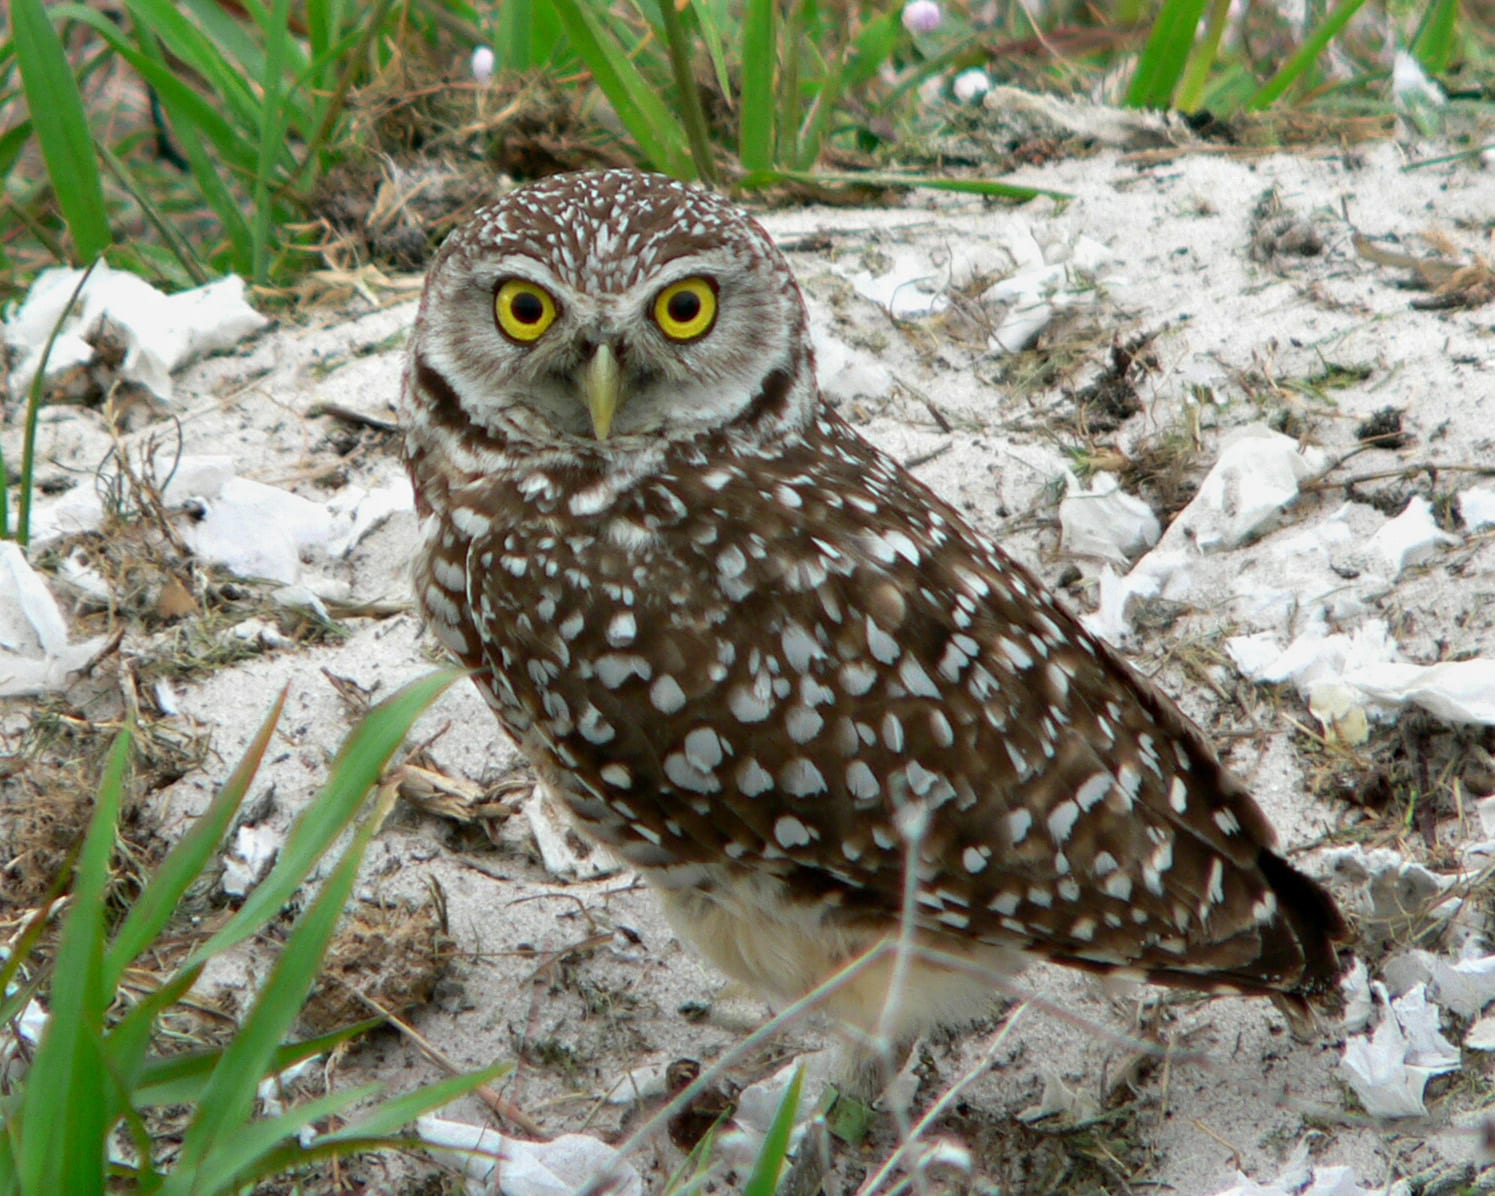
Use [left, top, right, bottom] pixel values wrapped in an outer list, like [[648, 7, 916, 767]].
[[667, 290, 701, 323], [511, 291, 545, 324]]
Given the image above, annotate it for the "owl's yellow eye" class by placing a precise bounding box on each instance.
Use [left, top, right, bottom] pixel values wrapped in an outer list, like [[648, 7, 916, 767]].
[[652, 277, 717, 342], [495, 279, 558, 343]]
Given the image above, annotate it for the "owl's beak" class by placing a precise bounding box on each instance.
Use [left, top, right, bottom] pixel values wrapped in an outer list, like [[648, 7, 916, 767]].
[[581, 343, 622, 441]]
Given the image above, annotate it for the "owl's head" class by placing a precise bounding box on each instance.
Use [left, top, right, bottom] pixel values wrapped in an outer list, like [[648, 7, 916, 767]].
[[407, 171, 815, 453]]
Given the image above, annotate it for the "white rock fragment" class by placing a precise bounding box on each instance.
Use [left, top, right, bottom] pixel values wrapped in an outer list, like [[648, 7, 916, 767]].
[[981, 232, 1114, 353], [1016, 1065, 1102, 1124], [416, 1117, 642, 1196], [603, 1061, 671, 1104], [1459, 484, 1495, 530], [1339, 982, 1460, 1118], [524, 785, 620, 880], [1381, 948, 1495, 1019], [25, 451, 413, 596], [222, 824, 283, 897], [833, 223, 1115, 350], [258, 1056, 320, 1142], [1319, 846, 1462, 944], [1343, 657, 1495, 726], [1340, 958, 1374, 1034], [846, 247, 948, 318], [1060, 472, 1160, 563], [1392, 49, 1446, 109], [1369, 496, 1457, 577], [180, 477, 333, 587], [4, 263, 267, 403], [0, 542, 110, 697], [810, 328, 894, 403], [55, 549, 112, 604], [154, 677, 180, 716], [1479, 794, 1495, 839], [1081, 550, 1190, 645], [1225, 617, 1400, 741], [322, 477, 414, 559], [1468, 1014, 1495, 1051], [952, 68, 992, 104], [272, 585, 333, 621], [1204, 1139, 1391, 1196], [1160, 424, 1328, 553], [713, 1058, 820, 1171], [230, 617, 293, 650]]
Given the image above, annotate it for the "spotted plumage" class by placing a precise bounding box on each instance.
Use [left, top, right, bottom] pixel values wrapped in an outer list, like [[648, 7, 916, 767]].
[[400, 169, 1347, 1070]]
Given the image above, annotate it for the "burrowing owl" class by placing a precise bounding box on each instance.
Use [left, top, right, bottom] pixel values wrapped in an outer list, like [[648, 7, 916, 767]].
[[400, 170, 1346, 1083]]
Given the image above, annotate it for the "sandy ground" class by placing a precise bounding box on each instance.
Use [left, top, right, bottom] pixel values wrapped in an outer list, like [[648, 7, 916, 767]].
[[6, 135, 1495, 1193]]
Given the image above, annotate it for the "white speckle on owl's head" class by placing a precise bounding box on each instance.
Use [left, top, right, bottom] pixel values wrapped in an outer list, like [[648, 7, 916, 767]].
[[406, 170, 817, 453]]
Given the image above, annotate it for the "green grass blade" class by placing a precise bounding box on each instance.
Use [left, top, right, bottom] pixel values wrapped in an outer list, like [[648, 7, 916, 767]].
[[494, 0, 533, 70], [550, 0, 693, 178], [686, 0, 734, 106], [164, 793, 396, 1191], [321, 1061, 509, 1142], [738, 0, 776, 170], [1125, 0, 1210, 109], [297, 3, 392, 181], [177, 0, 272, 85], [843, 11, 900, 92], [54, 5, 255, 266], [794, 49, 841, 172], [250, 0, 294, 283], [162, 674, 457, 1183], [12, 0, 111, 261], [737, 169, 1069, 202], [100, 965, 203, 1097], [0, 120, 34, 181], [18, 261, 97, 545], [183, 1085, 383, 1194], [16, 726, 132, 1196], [134, 1020, 384, 1109], [184, 670, 459, 968], [1412, 0, 1460, 74], [742, 1065, 802, 1196], [119, 0, 265, 144], [656, 0, 717, 183], [1173, 0, 1232, 112], [105, 689, 287, 987], [95, 142, 212, 285], [1245, 0, 1370, 111]]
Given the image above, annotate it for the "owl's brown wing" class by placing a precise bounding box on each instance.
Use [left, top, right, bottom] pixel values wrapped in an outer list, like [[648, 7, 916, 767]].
[[462, 407, 1346, 1002]]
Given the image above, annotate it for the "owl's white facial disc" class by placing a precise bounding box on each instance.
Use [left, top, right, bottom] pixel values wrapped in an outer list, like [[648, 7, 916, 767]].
[[409, 170, 817, 454]]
